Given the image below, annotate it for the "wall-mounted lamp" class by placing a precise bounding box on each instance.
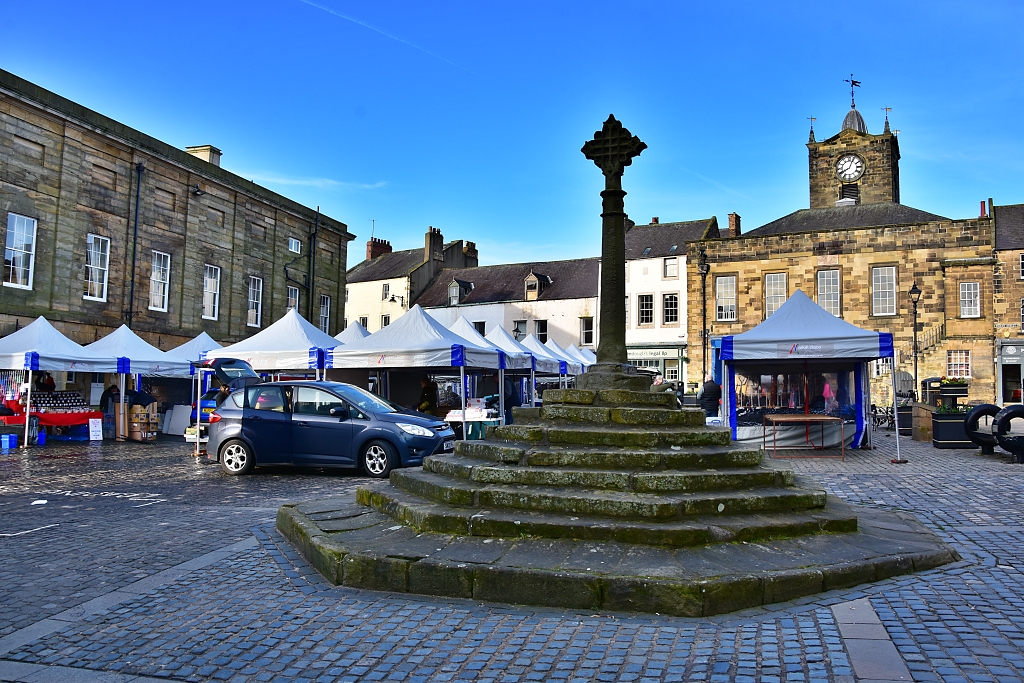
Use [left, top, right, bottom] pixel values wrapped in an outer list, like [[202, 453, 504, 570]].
[[191, 184, 206, 197], [389, 294, 406, 308]]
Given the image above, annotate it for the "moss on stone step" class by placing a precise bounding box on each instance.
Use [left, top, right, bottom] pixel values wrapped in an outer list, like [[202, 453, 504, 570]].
[[596, 390, 676, 407], [542, 389, 596, 405], [454, 441, 525, 463], [542, 405, 611, 423], [611, 407, 704, 426]]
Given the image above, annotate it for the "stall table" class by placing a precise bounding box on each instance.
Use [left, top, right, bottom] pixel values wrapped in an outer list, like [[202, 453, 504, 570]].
[[762, 414, 845, 460], [1, 411, 103, 427]]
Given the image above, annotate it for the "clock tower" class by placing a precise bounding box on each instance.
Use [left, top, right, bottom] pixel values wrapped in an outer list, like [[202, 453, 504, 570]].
[[807, 103, 901, 209]]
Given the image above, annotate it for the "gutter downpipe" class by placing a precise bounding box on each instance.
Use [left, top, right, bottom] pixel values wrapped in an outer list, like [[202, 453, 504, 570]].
[[126, 162, 144, 328]]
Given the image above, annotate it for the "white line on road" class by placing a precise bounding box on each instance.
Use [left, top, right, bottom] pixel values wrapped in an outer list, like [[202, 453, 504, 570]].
[[0, 524, 59, 537], [132, 500, 165, 508]]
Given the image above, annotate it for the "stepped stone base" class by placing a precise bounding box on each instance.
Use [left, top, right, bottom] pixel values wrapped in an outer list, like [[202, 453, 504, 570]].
[[277, 498, 958, 616], [277, 386, 959, 615]]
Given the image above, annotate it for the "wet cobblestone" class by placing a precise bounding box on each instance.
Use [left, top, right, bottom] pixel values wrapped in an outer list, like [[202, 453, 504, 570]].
[[2, 433, 1023, 681]]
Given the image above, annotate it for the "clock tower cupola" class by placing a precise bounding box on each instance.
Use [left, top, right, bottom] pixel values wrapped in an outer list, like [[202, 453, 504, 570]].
[[807, 79, 900, 209]]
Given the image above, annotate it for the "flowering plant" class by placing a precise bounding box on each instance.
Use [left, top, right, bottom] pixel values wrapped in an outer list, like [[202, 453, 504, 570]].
[[939, 376, 968, 386]]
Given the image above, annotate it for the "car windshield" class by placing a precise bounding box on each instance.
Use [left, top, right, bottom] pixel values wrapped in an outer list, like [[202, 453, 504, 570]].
[[332, 384, 396, 414], [216, 359, 259, 379]]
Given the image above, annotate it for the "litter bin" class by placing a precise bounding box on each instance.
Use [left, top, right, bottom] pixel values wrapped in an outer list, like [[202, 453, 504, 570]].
[[897, 405, 912, 437], [920, 377, 942, 407]]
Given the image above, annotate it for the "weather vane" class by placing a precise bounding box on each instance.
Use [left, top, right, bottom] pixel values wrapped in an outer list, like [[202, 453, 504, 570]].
[[881, 107, 892, 123], [843, 74, 861, 107]]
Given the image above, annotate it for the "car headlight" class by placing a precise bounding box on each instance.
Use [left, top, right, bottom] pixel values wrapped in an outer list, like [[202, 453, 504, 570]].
[[397, 423, 433, 437]]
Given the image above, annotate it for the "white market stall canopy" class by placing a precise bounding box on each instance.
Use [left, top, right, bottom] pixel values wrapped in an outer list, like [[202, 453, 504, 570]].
[[520, 334, 582, 375], [575, 345, 597, 364], [206, 308, 340, 371], [564, 343, 596, 368], [0, 316, 117, 372], [719, 290, 894, 362], [448, 316, 532, 370], [545, 338, 591, 370], [335, 320, 370, 344], [166, 331, 222, 364], [329, 305, 502, 369], [85, 325, 192, 377], [485, 326, 561, 374]]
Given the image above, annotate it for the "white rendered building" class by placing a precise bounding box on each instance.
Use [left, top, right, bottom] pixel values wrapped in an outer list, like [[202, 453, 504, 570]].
[[625, 216, 722, 388]]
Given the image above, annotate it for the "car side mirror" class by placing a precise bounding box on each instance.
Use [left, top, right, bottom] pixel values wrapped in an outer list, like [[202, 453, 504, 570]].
[[330, 406, 349, 420]]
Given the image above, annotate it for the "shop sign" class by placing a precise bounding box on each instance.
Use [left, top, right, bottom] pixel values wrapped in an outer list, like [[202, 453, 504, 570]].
[[775, 342, 834, 358], [1001, 345, 1021, 362], [627, 348, 677, 359]]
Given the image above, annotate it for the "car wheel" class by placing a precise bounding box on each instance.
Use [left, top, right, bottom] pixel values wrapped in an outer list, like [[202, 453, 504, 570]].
[[361, 440, 395, 478], [220, 439, 255, 475]]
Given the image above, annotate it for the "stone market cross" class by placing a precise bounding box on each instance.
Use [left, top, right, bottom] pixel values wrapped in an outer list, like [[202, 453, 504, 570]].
[[580, 115, 647, 387]]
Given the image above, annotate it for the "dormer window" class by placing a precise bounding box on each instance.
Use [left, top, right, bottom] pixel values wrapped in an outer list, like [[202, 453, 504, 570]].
[[449, 281, 461, 306], [524, 272, 548, 301]]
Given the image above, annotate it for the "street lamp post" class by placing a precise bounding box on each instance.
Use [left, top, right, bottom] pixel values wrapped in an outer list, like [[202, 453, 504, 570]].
[[698, 247, 710, 380], [909, 282, 922, 400]]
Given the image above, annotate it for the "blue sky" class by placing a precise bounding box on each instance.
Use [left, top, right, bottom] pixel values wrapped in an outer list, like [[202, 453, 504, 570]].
[[4, 1, 1022, 268]]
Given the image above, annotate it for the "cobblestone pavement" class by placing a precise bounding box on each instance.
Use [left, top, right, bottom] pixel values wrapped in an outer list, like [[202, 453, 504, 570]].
[[1, 433, 1022, 682]]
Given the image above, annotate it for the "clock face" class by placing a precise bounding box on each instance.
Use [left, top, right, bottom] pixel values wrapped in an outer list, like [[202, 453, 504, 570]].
[[835, 154, 865, 182]]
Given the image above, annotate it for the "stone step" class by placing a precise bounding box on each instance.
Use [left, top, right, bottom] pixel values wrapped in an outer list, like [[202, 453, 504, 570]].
[[545, 425, 732, 448], [454, 440, 526, 463], [525, 445, 763, 470], [423, 453, 793, 492], [356, 481, 858, 548], [540, 405, 704, 427], [388, 469, 825, 519], [543, 388, 677, 408], [486, 423, 731, 448]]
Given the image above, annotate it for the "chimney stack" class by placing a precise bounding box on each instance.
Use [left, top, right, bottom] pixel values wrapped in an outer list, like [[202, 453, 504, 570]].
[[651, 217, 659, 224], [185, 145, 222, 167], [424, 226, 444, 264], [366, 236, 392, 260], [727, 213, 742, 238]]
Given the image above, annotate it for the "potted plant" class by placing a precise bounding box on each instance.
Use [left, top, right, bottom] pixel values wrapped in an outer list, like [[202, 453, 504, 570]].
[[939, 376, 969, 398], [931, 403, 972, 449]]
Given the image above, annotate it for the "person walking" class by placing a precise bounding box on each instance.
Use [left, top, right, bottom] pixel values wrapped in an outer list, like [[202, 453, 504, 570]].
[[698, 373, 721, 418]]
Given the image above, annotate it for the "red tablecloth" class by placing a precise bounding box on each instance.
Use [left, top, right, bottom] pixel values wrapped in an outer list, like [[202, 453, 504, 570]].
[[0, 411, 103, 427]]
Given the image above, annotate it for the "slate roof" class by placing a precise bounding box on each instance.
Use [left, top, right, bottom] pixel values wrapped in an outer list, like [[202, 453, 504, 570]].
[[994, 204, 1024, 251], [625, 218, 718, 260], [416, 258, 600, 307], [746, 202, 947, 237], [347, 248, 425, 283]]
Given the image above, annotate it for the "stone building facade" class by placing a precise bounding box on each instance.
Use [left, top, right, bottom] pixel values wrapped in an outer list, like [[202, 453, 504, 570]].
[[686, 103, 1002, 405], [991, 203, 1024, 404], [0, 68, 353, 349], [345, 228, 478, 333]]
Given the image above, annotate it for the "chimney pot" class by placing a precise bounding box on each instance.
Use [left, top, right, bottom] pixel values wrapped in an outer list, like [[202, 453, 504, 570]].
[[366, 236, 392, 260], [185, 145, 222, 167], [980, 200, 987, 217], [651, 217, 659, 224], [727, 213, 742, 238]]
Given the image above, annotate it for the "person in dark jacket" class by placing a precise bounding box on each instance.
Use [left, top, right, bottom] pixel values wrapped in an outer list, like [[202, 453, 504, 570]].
[[417, 376, 438, 416], [698, 374, 721, 417]]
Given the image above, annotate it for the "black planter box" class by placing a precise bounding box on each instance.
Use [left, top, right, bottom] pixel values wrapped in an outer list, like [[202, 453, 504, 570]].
[[932, 412, 974, 449], [939, 385, 969, 398]]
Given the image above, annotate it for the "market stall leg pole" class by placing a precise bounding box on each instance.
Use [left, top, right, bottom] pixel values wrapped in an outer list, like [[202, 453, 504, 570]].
[[460, 366, 467, 440], [530, 368, 536, 407], [890, 354, 906, 464], [194, 370, 201, 458], [23, 370, 32, 448], [119, 374, 126, 442], [499, 368, 505, 426]]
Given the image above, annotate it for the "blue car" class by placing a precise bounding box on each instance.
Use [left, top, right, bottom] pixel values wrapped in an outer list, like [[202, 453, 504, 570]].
[[206, 381, 455, 477]]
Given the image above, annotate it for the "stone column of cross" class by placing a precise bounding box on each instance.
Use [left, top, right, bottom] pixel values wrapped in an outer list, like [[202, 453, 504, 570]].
[[581, 115, 646, 367]]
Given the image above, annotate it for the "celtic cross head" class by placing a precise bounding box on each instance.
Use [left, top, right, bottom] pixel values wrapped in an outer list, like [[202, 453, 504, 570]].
[[582, 115, 647, 178]]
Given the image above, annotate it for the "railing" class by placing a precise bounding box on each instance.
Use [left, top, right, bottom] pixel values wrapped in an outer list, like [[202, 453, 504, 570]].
[[897, 322, 945, 365]]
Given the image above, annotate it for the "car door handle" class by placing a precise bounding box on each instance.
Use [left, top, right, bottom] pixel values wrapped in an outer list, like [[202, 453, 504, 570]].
[[250, 415, 263, 421], [295, 421, 309, 427]]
